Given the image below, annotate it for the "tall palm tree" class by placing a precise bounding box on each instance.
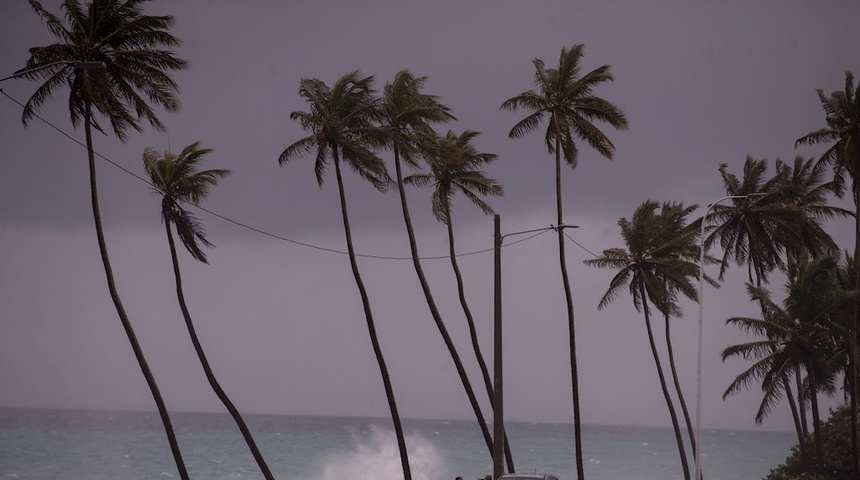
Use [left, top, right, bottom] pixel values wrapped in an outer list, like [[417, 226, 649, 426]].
[[17, 1, 189, 477], [586, 200, 707, 480], [501, 44, 628, 480], [372, 71, 500, 464], [405, 128, 513, 470], [796, 71, 860, 479], [722, 257, 846, 476], [278, 72, 414, 480], [143, 142, 275, 480], [652, 202, 710, 476]]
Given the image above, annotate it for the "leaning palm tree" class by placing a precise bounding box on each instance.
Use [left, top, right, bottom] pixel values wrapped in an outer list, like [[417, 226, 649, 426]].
[[796, 71, 860, 479], [651, 202, 710, 476], [405, 128, 513, 470], [586, 200, 707, 480], [278, 72, 414, 480], [501, 43, 628, 480], [143, 142, 275, 480], [372, 71, 499, 465], [16, 1, 189, 477]]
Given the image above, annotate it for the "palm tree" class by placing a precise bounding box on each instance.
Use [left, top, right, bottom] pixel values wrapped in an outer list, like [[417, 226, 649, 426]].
[[796, 71, 860, 479], [707, 157, 791, 284], [278, 72, 414, 480], [405, 128, 513, 470], [775, 156, 849, 266], [652, 202, 711, 476], [372, 71, 499, 464], [586, 200, 708, 480], [143, 142, 275, 480], [17, 1, 189, 477], [722, 257, 846, 476], [501, 44, 628, 480]]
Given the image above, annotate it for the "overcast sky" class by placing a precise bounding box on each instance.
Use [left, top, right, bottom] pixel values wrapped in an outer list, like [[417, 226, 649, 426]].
[[1, 0, 858, 433]]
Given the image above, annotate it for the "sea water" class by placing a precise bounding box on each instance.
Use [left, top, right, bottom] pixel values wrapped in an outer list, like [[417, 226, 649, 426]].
[[0, 408, 795, 480]]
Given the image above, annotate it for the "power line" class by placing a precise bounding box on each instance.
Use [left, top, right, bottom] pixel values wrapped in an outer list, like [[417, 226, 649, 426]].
[[564, 230, 600, 258], [1, 88, 568, 261]]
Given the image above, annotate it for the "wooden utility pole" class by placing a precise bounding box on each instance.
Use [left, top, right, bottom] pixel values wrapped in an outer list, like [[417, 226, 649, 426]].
[[493, 214, 504, 480]]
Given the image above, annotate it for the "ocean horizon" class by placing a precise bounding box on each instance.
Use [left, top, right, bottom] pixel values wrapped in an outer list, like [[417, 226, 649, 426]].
[[0, 407, 796, 480]]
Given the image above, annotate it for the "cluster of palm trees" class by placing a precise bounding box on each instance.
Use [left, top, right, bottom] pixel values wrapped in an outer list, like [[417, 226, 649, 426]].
[[11, 1, 860, 480], [586, 77, 860, 479]]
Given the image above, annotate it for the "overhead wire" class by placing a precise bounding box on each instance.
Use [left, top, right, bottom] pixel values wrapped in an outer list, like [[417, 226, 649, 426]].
[[1, 88, 588, 261]]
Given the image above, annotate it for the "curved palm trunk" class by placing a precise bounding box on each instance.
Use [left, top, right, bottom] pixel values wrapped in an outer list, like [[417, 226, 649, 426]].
[[554, 140, 585, 480], [163, 222, 274, 480], [392, 148, 495, 459], [782, 375, 809, 469], [807, 363, 824, 476], [333, 150, 412, 480], [794, 370, 809, 439], [445, 207, 515, 472], [663, 313, 700, 479], [83, 106, 189, 480], [754, 278, 807, 462], [639, 286, 690, 480]]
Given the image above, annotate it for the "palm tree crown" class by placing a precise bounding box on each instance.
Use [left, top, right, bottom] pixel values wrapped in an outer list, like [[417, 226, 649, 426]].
[[17, 0, 187, 141], [500, 43, 628, 166], [373, 70, 455, 165], [406, 129, 502, 224], [143, 141, 230, 263], [279, 71, 388, 190], [796, 71, 860, 184], [706, 156, 844, 284], [586, 200, 707, 315]]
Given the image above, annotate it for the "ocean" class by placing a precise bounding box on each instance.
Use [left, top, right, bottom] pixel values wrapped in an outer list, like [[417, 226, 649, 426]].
[[0, 408, 795, 480]]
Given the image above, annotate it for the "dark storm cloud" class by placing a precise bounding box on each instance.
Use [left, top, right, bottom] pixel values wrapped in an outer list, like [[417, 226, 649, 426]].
[[1, 0, 857, 430]]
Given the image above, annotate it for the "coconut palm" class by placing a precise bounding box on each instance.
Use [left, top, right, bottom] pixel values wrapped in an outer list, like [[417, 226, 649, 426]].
[[143, 142, 275, 480], [775, 156, 849, 266], [16, 1, 188, 477], [722, 257, 847, 476], [501, 44, 628, 479], [371, 71, 499, 465], [652, 202, 711, 475], [796, 71, 860, 479], [585, 200, 712, 480], [405, 128, 513, 469], [707, 157, 790, 284], [278, 72, 414, 480]]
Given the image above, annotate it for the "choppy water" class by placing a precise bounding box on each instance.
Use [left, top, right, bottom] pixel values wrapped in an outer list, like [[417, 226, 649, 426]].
[[0, 408, 794, 480]]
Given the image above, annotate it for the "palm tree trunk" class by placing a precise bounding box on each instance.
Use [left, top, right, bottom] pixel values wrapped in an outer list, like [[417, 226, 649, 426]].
[[445, 207, 515, 473], [663, 313, 700, 479], [554, 139, 585, 480], [794, 369, 809, 438], [392, 148, 495, 459], [83, 105, 189, 480], [333, 149, 412, 480], [807, 364, 824, 476], [781, 375, 809, 470], [640, 286, 690, 480], [163, 221, 275, 480]]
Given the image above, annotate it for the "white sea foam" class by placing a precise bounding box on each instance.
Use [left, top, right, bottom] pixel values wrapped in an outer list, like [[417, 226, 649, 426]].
[[316, 425, 444, 480]]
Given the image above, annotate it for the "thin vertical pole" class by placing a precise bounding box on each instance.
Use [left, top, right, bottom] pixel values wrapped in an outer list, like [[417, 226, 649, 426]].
[[493, 214, 504, 480]]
